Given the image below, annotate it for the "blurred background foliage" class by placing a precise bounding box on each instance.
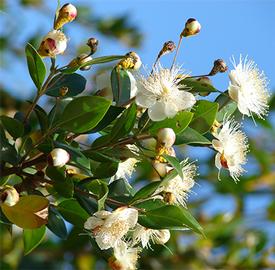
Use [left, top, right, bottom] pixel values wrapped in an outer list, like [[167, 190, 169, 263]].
[[0, 0, 274, 269]]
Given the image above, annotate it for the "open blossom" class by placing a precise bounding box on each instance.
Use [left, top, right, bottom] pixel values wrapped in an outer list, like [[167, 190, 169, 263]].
[[84, 207, 138, 250], [228, 55, 269, 119], [212, 118, 249, 182], [155, 159, 197, 207], [96, 71, 137, 101], [135, 65, 196, 121], [109, 240, 139, 270], [132, 224, 170, 248], [38, 30, 67, 57]]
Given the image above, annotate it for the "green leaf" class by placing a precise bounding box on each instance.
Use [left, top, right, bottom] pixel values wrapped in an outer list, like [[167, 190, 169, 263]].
[[0, 116, 24, 139], [190, 100, 219, 134], [88, 106, 124, 133], [84, 180, 109, 211], [1, 195, 49, 229], [149, 111, 193, 134], [46, 206, 67, 239], [23, 225, 46, 255], [133, 199, 166, 211], [33, 104, 49, 133], [93, 161, 118, 179], [111, 67, 132, 105], [47, 73, 87, 97], [180, 77, 218, 95], [108, 179, 135, 201], [215, 93, 237, 122], [175, 127, 211, 145], [130, 181, 161, 203], [62, 55, 124, 74], [57, 199, 89, 227], [110, 103, 137, 141], [46, 166, 74, 198], [58, 96, 111, 133], [163, 155, 183, 179], [25, 43, 46, 90], [138, 205, 204, 235]]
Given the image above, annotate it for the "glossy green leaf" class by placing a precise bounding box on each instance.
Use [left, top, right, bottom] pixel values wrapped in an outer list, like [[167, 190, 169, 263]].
[[0, 116, 24, 139], [25, 43, 46, 90], [84, 180, 109, 210], [46, 207, 67, 239], [130, 181, 161, 203], [1, 195, 49, 229], [180, 77, 218, 94], [88, 106, 124, 133], [47, 73, 86, 97], [190, 100, 219, 134], [58, 96, 111, 133], [57, 199, 89, 227], [138, 205, 204, 235], [33, 104, 49, 132], [175, 127, 212, 145], [149, 111, 193, 134], [23, 225, 46, 255], [133, 199, 166, 211], [111, 67, 132, 105], [215, 93, 237, 122], [163, 154, 183, 179], [93, 161, 118, 179], [46, 166, 74, 198], [110, 103, 137, 141]]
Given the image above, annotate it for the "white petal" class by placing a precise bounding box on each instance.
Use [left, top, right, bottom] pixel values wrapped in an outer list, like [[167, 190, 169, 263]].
[[228, 84, 239, 102], [215, 153, 222, 169], [135, 91, 156, 108], [173, 90, 196, 110], [148, 101, 168, 121], [212, 139, 223, 153], [164, 102, 178, 118], [84, 216, 103, 230]]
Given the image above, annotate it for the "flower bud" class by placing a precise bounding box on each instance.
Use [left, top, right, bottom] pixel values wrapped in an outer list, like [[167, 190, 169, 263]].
[[118, 51, 142, 70], [54, 3, 77, 30], [157, 40, 176, 59], [157, 128, 176, 147], [38, 30, 67, 57], [209, 59, 228, 76], [78, 53, 93, 71], [152, 161, 170, 177], [86, 37, 99, 55], [48, 148, 70, 167], [181, 18, 201, 37], [0, 186, 19, 206], [59, 86, 69, 97], [155, 230, 171, 245]]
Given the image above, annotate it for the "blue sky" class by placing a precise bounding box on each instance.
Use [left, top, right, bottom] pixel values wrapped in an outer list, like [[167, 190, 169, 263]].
[[0, 0, 274, 98]]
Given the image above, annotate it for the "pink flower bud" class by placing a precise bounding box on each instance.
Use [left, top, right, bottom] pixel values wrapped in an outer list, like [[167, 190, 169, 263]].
[[54, 3, 77, 30]]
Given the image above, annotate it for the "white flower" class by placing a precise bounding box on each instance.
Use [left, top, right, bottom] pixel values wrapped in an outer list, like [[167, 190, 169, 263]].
[[110, 145, 139, 183], [228, 55, 269, 119], [109, 240, 139, 270], [135, 65, 196, 121], [84, 207, 138, 250], [49, 148, 70, 167], [212, 117, 249, 182], [155, 159, 197, 207], [38, 30, 67, 57], [132, 224, 170, 248], [96, 71, 137, 101]]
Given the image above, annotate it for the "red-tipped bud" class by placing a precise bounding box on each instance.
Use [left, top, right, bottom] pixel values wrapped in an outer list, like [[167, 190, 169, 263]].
[[54, 3, 77, 30]]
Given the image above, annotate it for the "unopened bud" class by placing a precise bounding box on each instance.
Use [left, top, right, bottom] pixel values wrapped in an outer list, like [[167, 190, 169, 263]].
[[157, 128, 176, 147], [181, 18, 201, 37], [158, 41, 176, 59], [209, 59, 228, 76], [78, 53, 93, 71], [38, 30, 67, 57], [155, 230, 171, 245], [0, 186, 19, 206], [59, 86, 69, 97], [54, 3, 77, 30], [87, 38, 99, 55], [48, 148, 70, 167], [117, 51, 142, 70]]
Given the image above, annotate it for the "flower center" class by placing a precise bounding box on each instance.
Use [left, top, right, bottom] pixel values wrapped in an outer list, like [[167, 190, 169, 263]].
[[220, 153, 229, 169]]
